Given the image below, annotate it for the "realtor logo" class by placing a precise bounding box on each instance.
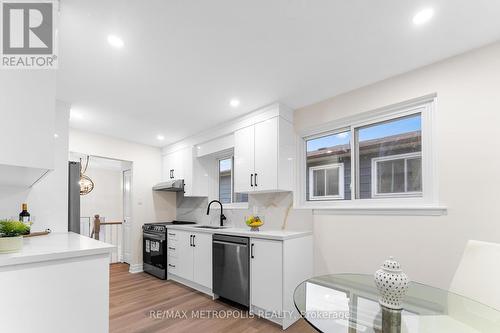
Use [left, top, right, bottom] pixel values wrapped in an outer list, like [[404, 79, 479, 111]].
[[1, 1, 58, 69]]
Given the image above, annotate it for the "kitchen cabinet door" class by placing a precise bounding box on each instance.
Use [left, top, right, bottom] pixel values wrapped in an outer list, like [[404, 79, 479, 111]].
[[192, 232, 212, 289], [172, 230, 194, 281], [234, 125, 255, 193], [254, 118, 278, 192], [250, 238, 282, 314], [162, 153, 175, 181]]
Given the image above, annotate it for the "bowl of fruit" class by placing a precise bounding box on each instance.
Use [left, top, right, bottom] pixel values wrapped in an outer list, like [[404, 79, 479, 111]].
[[245, 215, 264, 232]]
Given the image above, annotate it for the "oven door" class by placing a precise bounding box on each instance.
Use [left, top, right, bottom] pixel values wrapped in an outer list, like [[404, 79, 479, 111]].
[[143, 231, 167, 279]]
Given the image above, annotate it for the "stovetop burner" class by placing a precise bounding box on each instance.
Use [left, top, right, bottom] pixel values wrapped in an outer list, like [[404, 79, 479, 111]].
[[143, 220, 196, 233]]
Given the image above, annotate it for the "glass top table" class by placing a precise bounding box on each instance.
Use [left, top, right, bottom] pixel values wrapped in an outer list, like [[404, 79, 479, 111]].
[[294, 274, 500, 333]]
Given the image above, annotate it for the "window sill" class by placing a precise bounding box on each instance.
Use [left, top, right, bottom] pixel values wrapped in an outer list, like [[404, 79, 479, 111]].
[[295, 205, 447, 216]]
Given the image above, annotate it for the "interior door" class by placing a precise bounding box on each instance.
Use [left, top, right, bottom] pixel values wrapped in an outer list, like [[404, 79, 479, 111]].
[[192, 232, 212, 289], [250, 238, 282, 313], [175, 230, 194, 280], [234, 125, 255, 193], [122, 169, 132, 263], [254, 117, 278, 191]]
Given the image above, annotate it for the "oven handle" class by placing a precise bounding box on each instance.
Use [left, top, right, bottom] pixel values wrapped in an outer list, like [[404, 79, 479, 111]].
[[143, 232, 166, 241]]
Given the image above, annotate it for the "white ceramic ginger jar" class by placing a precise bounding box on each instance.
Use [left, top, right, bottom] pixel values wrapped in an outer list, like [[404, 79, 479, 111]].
[[374, 256, 409, 310]]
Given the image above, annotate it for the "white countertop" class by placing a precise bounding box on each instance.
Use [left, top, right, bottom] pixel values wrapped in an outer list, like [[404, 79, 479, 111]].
[[165, 224, 312, 240], [0, 232, 114, 268]]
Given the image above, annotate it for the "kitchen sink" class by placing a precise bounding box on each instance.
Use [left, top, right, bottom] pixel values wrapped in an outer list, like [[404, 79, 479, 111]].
[[194, 225, 228, 229]]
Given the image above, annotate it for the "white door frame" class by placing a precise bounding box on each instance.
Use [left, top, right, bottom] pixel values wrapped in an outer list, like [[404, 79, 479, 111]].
[[122, 169, 132, 263]]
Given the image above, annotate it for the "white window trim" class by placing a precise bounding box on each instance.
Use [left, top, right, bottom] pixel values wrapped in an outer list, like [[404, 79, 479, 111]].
[[216, 155, 249, 209], [371, 152, 423, 198], [308, 163, 345, 201], [294, 94, 446, 216]]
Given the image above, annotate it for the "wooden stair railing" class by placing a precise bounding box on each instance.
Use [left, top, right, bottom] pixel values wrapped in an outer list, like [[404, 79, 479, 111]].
[[91, 214, 123, 240]]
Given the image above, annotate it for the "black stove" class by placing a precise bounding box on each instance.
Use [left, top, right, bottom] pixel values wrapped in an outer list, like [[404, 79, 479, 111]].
[[142, 221, 196, 279]]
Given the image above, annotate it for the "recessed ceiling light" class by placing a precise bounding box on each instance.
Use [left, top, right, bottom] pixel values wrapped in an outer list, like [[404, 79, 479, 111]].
[[413, 8, 434, 26], [54, 133, 59, 139], [157, 135, 165, 141], [107, 34, 124, 48], [230, 99, 240, 108]]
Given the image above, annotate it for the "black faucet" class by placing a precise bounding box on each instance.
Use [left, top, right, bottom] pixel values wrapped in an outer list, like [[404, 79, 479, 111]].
[[206, 200, 227, 227]]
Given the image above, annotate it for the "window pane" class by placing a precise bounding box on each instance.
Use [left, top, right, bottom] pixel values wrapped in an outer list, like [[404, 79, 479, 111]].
[[218, 158, 232, 204], [377, 159, 405, 193], [356, 114, 422, 198], [313, 169, 325, 197], [325, 168, 340, 196], [306, 130, 351, 201], [407, 157, 422, 192]]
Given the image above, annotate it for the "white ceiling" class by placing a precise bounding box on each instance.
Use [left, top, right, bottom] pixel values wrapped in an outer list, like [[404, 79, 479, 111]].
[[57, 0, 500, 147]]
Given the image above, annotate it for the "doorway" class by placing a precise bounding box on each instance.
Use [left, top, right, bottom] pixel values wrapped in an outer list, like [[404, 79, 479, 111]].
[[69, 152, 133, 263]]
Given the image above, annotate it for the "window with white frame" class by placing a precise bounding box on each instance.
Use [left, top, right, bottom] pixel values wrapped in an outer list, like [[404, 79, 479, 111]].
[[218, 157, 248, 204], [301, 97, 435, 208], [371, 152, 422, 197], [309, 163, 345, 200]]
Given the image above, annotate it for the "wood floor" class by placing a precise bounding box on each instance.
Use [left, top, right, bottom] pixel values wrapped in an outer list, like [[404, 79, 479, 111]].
[[110, 264, 315, 333]]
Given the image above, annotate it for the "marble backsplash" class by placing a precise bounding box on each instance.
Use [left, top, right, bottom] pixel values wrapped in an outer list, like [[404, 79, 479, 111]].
[[176, 192, 312, 231]]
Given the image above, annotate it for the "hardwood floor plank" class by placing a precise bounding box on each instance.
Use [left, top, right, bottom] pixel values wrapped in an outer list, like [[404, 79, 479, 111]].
[[109, 264, 315, 333]]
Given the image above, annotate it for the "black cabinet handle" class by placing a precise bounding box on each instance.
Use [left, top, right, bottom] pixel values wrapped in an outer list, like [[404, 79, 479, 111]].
[[251, 243, 255, 259], [168, 264, 176, 268], [168, 232, 175, 236], [254, 173, 258, 186], [190, 235, 193, 247], [168, 247, 175, 250], [250, 174, 254, 187], [172, 169, 175, 179], [193, 235, 196, 247]]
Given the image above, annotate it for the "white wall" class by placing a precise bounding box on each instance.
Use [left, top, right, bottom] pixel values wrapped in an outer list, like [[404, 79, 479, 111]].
[[80, 168, 123, 223], [294, 41, 500, 289], [0, 101, 69, 232], [69, 129, 176, 268]]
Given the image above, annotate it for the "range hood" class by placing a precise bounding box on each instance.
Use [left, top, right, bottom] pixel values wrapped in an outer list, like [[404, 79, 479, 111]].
[[152, 179, 184, 192]]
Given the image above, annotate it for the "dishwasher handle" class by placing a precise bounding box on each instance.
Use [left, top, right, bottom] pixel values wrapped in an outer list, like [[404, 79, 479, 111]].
[[251, 243, 254, 258], [213, 240, 248, 247]]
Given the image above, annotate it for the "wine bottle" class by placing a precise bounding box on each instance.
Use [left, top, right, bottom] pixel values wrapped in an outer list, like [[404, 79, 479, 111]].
[[19, 203, 31, 225]]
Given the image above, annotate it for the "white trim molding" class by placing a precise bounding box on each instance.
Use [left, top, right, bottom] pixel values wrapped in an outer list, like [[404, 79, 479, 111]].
[[294, 94, 447, 215]]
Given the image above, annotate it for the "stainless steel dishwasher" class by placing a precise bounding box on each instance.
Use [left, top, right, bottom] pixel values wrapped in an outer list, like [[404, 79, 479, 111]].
[[212, 234, 250, 307]]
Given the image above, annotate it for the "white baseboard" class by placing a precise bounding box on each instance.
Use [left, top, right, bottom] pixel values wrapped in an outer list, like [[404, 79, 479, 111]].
[[168, 273, 213, 297], [128, 263, 143, 274]]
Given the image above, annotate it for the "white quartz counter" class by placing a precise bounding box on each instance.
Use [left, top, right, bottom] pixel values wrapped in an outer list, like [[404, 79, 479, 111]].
[[165, 224, 312, 240], [0, 232, 114, 267]]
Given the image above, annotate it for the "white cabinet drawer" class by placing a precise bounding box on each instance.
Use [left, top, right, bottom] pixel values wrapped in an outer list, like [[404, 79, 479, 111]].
[[167, 258, 178, 274], [167, 245, 177, 258], [167, 230, 178, 240]]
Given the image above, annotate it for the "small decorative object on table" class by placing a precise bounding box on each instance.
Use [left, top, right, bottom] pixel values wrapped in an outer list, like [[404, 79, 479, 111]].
[[245, 215, 264, 231], [374, 256, 409, 310], [0, 219, 30, 253]]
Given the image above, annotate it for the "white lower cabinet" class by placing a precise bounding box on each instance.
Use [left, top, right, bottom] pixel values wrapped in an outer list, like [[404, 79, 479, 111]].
[[250, 239, 283, 313], [192, 232, 212, 289], [167, 229, 212, 291], [250, 236, 313, 330]]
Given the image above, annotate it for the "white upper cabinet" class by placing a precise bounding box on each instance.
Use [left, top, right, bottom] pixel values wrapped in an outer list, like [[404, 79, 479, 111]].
[[234, 125, 255, 193], [161, 103, 295, 197], [162, 146, 208, 197], [0, 72, 56, 187], [234, 116, 295, 193]]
